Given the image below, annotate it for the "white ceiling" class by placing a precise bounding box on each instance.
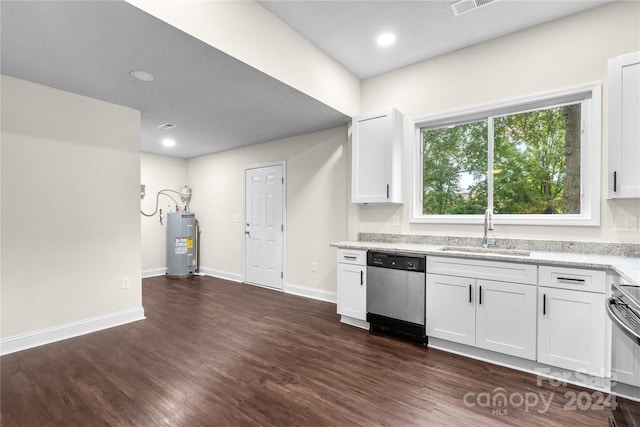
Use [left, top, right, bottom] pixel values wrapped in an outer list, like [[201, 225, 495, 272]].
[[0, 1, 349, 159], [1, 0, 612, 159], [260, 0, 613, 79]]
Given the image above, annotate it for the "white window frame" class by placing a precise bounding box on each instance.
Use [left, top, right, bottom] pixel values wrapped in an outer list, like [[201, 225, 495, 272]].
[[411, 83, 602, 226]]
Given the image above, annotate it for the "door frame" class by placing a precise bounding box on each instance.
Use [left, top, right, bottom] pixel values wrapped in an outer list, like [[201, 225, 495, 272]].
[[242, 161, 286, 290]]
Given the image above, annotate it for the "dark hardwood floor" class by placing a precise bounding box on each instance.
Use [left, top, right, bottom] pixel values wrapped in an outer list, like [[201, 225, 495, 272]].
[[0, 275, 621, 426]]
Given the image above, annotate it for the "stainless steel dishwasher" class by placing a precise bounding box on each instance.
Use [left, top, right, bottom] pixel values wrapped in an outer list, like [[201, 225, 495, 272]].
[[366, 251, 426, 343]]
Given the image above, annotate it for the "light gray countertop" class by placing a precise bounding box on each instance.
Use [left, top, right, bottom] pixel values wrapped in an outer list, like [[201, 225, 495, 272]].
[[331, 240, 640, 287]]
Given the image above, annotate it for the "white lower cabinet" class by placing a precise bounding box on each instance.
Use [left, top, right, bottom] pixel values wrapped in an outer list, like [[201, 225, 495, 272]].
[[537, 266, 606, 376], [336, 249, 367, 328], [426, 274, 475, 346], [334, 251, 610, 379], [426, 270, 537, 360], [337, 263, 366, 320], [426, 257, 609, 371], [476, 279, 537, 360]]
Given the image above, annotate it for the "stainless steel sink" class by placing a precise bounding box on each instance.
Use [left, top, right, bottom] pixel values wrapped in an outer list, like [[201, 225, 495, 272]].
[[439, 246, 531, 256]]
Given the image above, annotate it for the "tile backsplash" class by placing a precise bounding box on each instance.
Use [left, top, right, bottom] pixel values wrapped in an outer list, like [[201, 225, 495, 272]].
[[359, 233, 640, 258]]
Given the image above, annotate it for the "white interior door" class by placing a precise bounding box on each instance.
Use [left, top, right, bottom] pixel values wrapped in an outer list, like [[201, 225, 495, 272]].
[[244, 164, 284, 289]]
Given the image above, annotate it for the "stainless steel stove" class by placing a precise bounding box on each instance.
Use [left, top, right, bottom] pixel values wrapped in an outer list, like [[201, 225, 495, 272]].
[[609, 284, 640, 346], [608, 283, 640, 426]]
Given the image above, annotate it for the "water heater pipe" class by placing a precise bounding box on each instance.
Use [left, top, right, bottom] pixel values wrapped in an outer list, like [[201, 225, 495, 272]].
[[140, 186, 192, 218]]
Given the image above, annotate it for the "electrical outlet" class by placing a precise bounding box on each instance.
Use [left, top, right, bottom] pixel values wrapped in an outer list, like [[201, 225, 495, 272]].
[[392, 215, 400, 226], [121, 277, 130, 289], [234, 214, 240, 223], [311, 262, 318, 272], [615, 216, 637, 232]]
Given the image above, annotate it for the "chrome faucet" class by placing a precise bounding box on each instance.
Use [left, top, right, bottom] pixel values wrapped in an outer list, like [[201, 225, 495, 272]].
[[482, 208, 494, 248]]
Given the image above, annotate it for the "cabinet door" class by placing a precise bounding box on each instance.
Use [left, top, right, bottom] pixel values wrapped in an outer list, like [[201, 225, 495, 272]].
[[426, 274, 475, 346], [537, 287, 605, 376], [337, 263, 366, 321], [476, 280, 537, 360], [608, 51, 640, 199], [351, 108, 403, 203]]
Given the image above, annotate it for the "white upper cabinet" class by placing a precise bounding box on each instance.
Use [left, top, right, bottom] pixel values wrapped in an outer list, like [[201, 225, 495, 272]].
[[608, 52, 640, 199], [351, 108, 403, 203]]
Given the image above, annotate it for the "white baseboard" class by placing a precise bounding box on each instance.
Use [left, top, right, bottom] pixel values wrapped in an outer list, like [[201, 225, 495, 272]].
[[197, 267, 336, 304], [0, 307, 146, 356], [144, 266, 335, 303], [340, 316, 369, 329], [428, 337, 610, 393], [284, 283, 337, 304], [142, 267, 167, 278], [143, 266, 243, 282], [198, 267, 243, 283]]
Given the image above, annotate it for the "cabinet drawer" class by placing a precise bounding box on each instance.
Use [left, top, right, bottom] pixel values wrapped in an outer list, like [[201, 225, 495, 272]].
[[337, 249, 366, 266], [538, 265, 606, 293], [427, 256, 537, 285]]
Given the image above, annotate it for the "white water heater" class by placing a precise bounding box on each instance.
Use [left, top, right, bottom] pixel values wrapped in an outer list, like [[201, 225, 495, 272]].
[[166, 211, 199, 277]]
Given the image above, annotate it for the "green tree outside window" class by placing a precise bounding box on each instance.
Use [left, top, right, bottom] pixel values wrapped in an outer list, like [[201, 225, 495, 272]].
[[422, 103, 581, 216]]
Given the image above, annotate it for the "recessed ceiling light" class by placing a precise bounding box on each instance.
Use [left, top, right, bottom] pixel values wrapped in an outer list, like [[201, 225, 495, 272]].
[[129, 70, 154, 82], [377, 33, 396, 47], [162, 139, 175, 147]]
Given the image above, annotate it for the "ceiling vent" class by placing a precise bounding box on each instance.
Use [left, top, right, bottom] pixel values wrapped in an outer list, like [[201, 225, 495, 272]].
[[157, 123, 177, 130], [450, 0, 498, 16]]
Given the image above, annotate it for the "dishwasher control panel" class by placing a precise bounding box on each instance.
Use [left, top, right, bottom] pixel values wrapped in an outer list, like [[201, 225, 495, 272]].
[[367, 251, 426, 272]]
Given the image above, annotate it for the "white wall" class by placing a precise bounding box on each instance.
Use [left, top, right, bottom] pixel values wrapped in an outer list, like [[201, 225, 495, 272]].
[[140, 153, 188, 277], [356, 1, 640, 244], [127, 0, 360, 117], [1, 75, 143, 341], [187, 126, 348, 296]]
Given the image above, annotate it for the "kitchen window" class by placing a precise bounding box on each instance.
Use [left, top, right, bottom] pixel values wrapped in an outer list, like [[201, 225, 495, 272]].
[[412, 83, 601, 226]]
